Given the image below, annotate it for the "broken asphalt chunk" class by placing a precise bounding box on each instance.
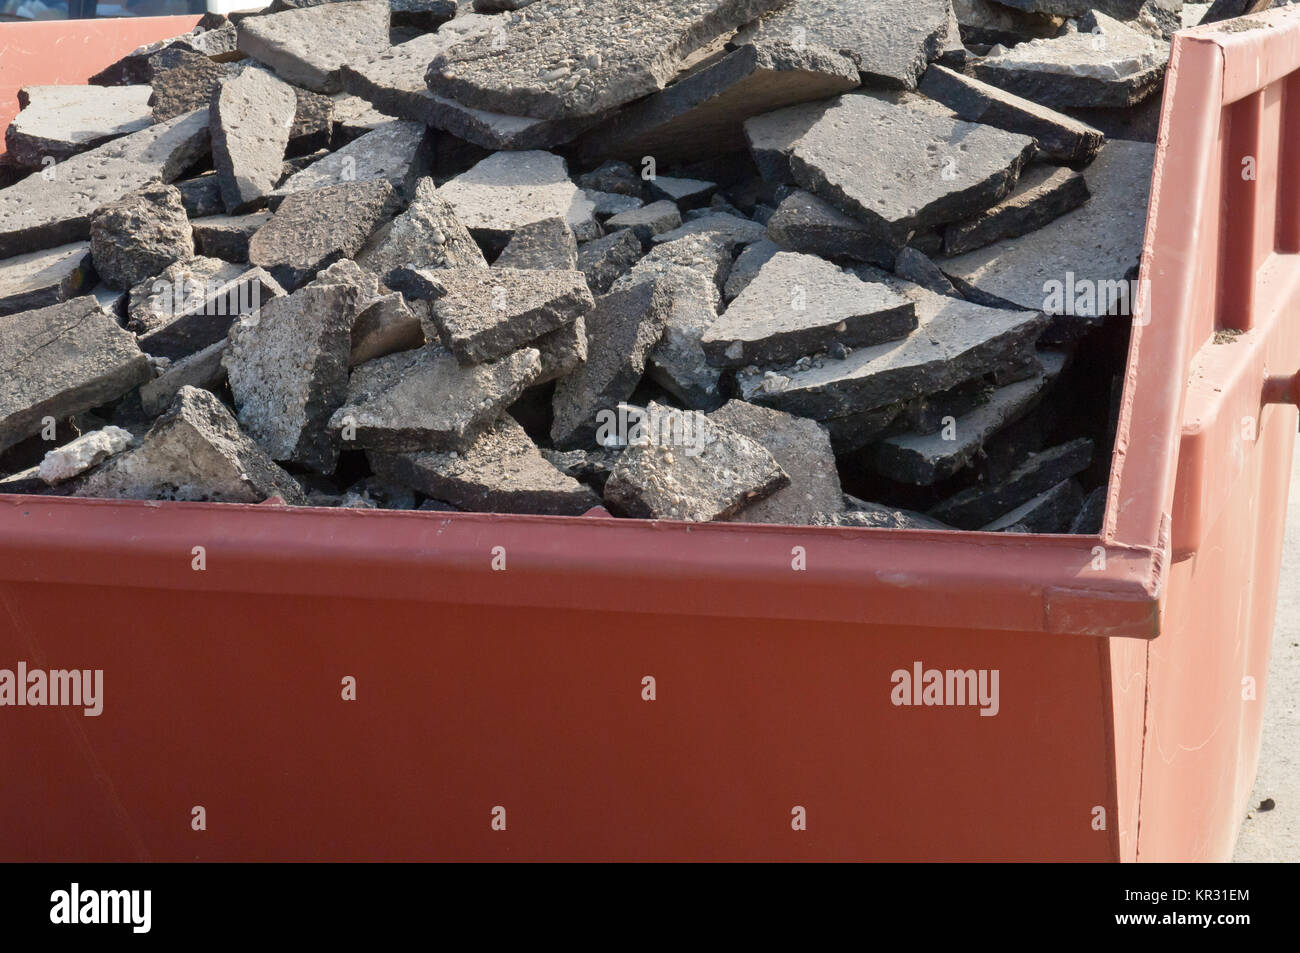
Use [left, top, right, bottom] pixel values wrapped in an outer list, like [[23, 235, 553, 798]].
[[237, 0, 392, 94], [0, 243, 96, 318], [981, 478, 1084, 534], [943, 164, 1091, 256], [89, 182, 195, 291], [210, 67, 298, 214], [5, 85, 154, 172], [357, 176, 487, 280], [928, 436, 1093, 528]]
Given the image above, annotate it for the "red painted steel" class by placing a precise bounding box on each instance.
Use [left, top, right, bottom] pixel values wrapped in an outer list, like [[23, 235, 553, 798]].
[[1, 10, 1299, 861]]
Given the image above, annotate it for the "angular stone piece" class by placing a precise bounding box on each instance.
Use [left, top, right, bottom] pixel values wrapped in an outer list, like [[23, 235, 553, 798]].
[[493, 217, 578, 271], [39, 426, 134, 485], [577, 229, 645, 295], [192, 212, 274, 263], [369, 414, 597, 515], [0, 297, 152, 453], [651, 211, 767, 246], [982, 478, 1084, 534], [894, 246, 958, 297], [603, 402, 789, 521], [724, 237, 779, 300], [5, 85, 154, 172], [605, 201, 683, 245], [89, 182, 195, 291], [332, 93, 394, 140], [425, 0, 788, 121], [578, 40, 859, 164], [224, 274, 358, 471], [237, 1, 391, 94], [210, 67, 298, 214], [551, 280, 672, 449], [620, 264, 726, 410], [176, 174, 226, 218], [272, 120, 428, 198], [436, 150, 597, 247], [248, 178, 401, 290], [125, 257, 244, 335], [818, 501, 955, 530], [139, 340, 230, 417], [969, 12, 1168, 110], [708, 399, 842, 525], [350, 292, 424, 367], [402, 266, 594, 365], [531, 315, 588, 385], [74, 386, 306, 504], [147, 48, 230, 122], [289, 87, 335, 152], [329, 342, 540, 452], [647, 177, 718, 210], [928, 437, 1093, 528], [577, 161, 644, 198], [357, 176, 487, 281], [0, 243, 96, 317], [139, 267, 285, 361], [953, 0, 1064, 47], [919, 65, 1106, 164], [89, 20, 240, 87], [585, 190, 645, 220], [703, 252, 916, 368], [1069, 484, 1108, 534], [744, 99, 835, 184], [766, 188, 895, 267], [943, 164, 1091, 256], [0, 110, 210, 260]]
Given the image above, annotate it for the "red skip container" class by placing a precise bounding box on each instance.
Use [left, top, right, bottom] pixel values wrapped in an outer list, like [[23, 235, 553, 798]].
[[1, 10, 1299, 861]]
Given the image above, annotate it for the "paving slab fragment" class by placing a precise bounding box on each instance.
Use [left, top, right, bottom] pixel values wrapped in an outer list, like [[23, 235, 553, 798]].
[[969, 12, 1168, 110], [953, 0, 1064, 47], [425, 0, 789, 121], [332, 93, 395, 140], [703, 252, 916, 369], [73, 386, 306, 504], [210, 67, 298, 214], [894, 246, 958, 297], [348, 287, 425, 367], [90, 182, 195, 291], [147, 47, 230, 122], [89, 20, 240, 87], [139, 267, 286, 361], [603, 402, 789, 521], [493, 217, 578, 270], [248, 178, 401, 289], [585, 190, 645, 220], [5, 85, 154, 172], [647, 177, 718, 210], [577, 161, 645, 198], [0, 243, 96, 317], [0, 109, 210, 260], [357, 176, 486, 281], [176, 174, 226, 218], [577, 229, 645, 295], [38, 426, 134, 485], [192, 212, 274, 262], [981, 477, 1084, 533], [224, 274, 358, 471], [636, 232, 736, 290], [125, 256, 244, 335], [237, 1, 392, 94], [708, 399, 842, 525], [0, 297, 152, 454], [735, 0, 953, 89], [766, 188, 895, 267], [919, 64, 1105, 164], [928, 436, 1093, 528], [605, 201, 683, 245], [724, 237, 779, 300], [369, 413, 597, 514], [743, 99, 836, 184], [651, 211, 767, 246], [578, 40, 859, 165], [139, 340, 230, 416], [271, 120, 428, 198], [943, 164, 1091, 256], [531, 314, 588, 385]]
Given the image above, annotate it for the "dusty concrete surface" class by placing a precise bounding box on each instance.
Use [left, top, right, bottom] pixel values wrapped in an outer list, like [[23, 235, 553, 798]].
[[1234, 439, 1300, 862]]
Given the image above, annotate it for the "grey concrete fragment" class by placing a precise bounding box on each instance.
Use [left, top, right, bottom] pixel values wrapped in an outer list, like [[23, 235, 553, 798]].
[[329, 343, 541, 451], [425, 0, 789, 121], [577, 161, 644, 198], [953, 0, 1064, 47], [577, 229, 645, 295], [743, 99, 835, 184], [493, 217, 578, 271], [817, 502, 954, 530], [531, 315, 588, 385], [702, 252, 916, 368], [369, 414, 597, 514], [540, 445, 621, 493], [724, 237, 779, 300], [237, 1, 392, 94], [605, 201, 683, 246], [636, 232, 736, 290], [224, 274, 357, 471], [919, 65, 1105, 164], [139, 340, 230, 417], [210, 67, 298, 214], [708, 399, 842, 525], [289, 87, 336, 152], [192, 212, 274, 262], [822, 403, 907, 454], [651, 211, 767, 246], [125, 257, 244, 335], [88, 19, 240, 86], [735, 0, 953, 89], [0, 297, 152, 454], [38, 426, 133, 485], [357, 176, 486, 281], [350, 291, 425, 367], [176, 174, 225, 218], [0, 110, 210, 260], [578, 40, 859, 164], [623, 265, 725, 410], [550, 280, 673, 449], [981, 478, 1084, 534], [585, 190, 645, 220], [969, 11, 1169, 110], [89, 182, 195, 291], [603, 402, 789, 521], [0, 243, 96, 317], [272, 120, 428, 198], [1069, 484, 1108, 534], [332, 93, 394, 140], [147, 48, 230, 122], [248, 178, 401, 289], [928, 436, 1094, 528], [943, 164, 1091, 256], [766, 188, 895, 267], [139, 267, 286, 361], [73, 386, 306, 504], [5, 85, 154, 172], [895, 246, 958, 297], [648, 177, 718, 210]]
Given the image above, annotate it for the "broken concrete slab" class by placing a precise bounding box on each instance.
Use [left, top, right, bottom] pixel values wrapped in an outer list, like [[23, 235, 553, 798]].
[[577, 229, 645, 295], [577, 160, 644, 198], [1069, 484, 1107, 534], [288, 87, 335, 152], [702, 252, 916, 369], [224, 274, 358, 471], [89, 182, 195, 291], [943, 164, 1091, 256], [271, 120, 428, 199], [146, 47, 230, 123], [953, 0, 1065, 47], [89, 18, 240, 87], [928, 436, 1093, 528], [191, 212, 274, 263], [0, 243, 96, 317], [817, 500, 955, 530], [0, 109, 210, 260], [74, 385, 307, 504], [605, 201, 683, 246], [38, 426, 134, 485], [577, 40, 859, 165], [603, 402, 789, 521], [357, 176, 486, 281], [425, 0, 789, 121], [400, 266, 593, 364], [624, 265, 726, 410], [5, 85, 154, 171], [237, 0, 392, 94], [370, 413, 598, 514], [248, 178, 401, 290], [530, 315, 588, 385], [349, 291, 425, 366], [743, 99, 836, 184], [766, 188, 895, 267], [125, 256, 244, 335], [585, 190, 645, 220], [0, 297, 152, 454], [724, 237, 779, 300], [138, 339, 230, 416], [708, 399, 842, 525], [635, 231, 736, 290], [332, 92, 395, 140], [981, 478, 1084, 533], [651, 211, 767, 247], [969, 12, 1169, 110], [435, 150, 598, 248], [210, 67, 298, 214], [176, 174, 226, 218], [647, 177, 717, 210], [918, 65, 1106, 164], [551, 280, 672, 449], [139, 267, 285, 361], [894, 246, 958, 297], [493, 217, 578, 271]]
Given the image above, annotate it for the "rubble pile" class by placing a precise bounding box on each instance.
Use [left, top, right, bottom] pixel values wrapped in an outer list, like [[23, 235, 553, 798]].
[[0, 0, 1210, 532]]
